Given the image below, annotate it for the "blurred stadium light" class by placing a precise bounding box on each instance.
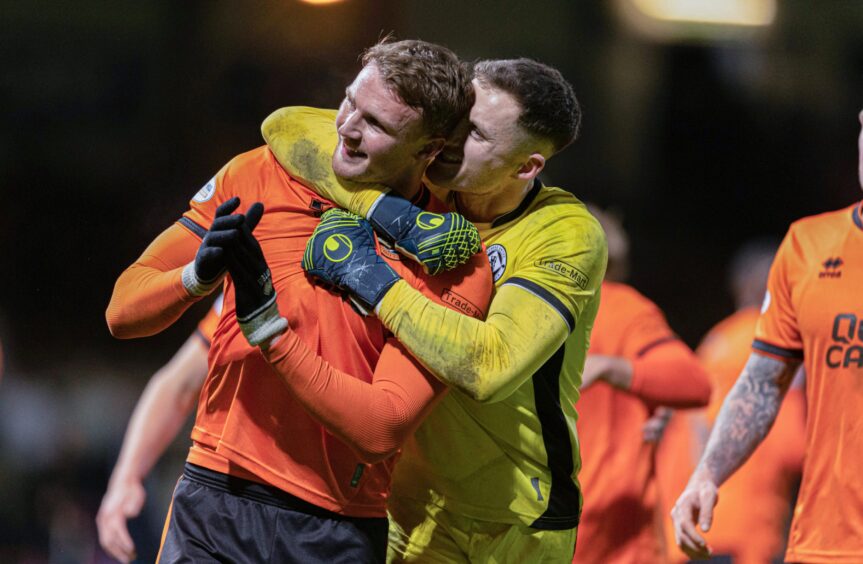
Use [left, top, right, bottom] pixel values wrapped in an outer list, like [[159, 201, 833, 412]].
[[615, 0, 777, 42]]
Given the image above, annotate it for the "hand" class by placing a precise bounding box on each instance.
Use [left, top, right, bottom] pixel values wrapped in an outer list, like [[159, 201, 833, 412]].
[[182, 197, 246, 296], [96, 478, 146, 563], [580, 354, 633, 390], [303, 209, 400, 315], [642, 407, 673, 443], [670, 474, 718, 560], [367, 193, 481, 275], [222, 202, 288, 347]]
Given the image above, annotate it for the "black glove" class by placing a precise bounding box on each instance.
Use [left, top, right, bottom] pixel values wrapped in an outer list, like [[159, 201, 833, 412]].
[[182, 197, 245, 296], [224, 202, 288, 346]]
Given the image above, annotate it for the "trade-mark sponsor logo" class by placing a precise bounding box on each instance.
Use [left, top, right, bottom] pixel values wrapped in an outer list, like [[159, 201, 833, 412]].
[[441, 289, 483, 319], [534, 258, 589, 290]]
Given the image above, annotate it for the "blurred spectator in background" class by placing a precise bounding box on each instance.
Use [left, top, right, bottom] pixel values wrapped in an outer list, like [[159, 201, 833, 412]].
[[573, 206, 711, 563], [657, 241, 805, 563], [96, 296, 221, 563]]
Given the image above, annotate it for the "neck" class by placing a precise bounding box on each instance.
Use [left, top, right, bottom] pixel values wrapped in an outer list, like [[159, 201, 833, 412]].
[[387, 166, 426, 201], [456, 178, 534, 223]]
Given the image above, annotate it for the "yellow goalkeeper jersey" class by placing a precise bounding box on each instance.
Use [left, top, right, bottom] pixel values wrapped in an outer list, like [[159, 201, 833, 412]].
[[262, 106, 606, 529], [389, 184, 602, 529]]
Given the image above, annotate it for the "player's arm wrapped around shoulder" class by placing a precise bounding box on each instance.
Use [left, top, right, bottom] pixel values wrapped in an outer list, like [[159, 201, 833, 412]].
[[378, 210, 608, 403], [262, 106, 385, 218], [263, 106, 481, 274]]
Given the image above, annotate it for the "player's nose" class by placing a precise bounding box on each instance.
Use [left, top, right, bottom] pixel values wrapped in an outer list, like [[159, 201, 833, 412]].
[[338, 111, 362, 143]]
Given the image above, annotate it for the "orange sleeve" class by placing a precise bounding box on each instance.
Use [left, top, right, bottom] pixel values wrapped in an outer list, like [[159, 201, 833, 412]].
[[263, 331, 445, 464], [629, 339, 712, 408], [258, 240, 490, 464], [753, 228, 804, 360], [105, 223, 203, 338], [612, 288, 677, 360], [397, 240, 493, 321]]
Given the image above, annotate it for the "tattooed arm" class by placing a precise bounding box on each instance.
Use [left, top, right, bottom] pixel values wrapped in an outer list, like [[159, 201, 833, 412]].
[[670, 352, 800, 559]]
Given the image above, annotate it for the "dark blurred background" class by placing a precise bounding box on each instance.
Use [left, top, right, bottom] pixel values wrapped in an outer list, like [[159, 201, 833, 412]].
[[1, 0, 861, 561]]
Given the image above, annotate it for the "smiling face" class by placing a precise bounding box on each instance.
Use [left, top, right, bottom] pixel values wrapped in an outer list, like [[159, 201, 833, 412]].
[[425, 79, 538, 194], [331, 63, 435, 189]]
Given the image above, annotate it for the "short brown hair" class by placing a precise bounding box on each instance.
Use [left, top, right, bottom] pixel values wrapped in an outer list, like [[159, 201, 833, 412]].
[[474, 58, 581, 154], [362, 39, 474, 138]]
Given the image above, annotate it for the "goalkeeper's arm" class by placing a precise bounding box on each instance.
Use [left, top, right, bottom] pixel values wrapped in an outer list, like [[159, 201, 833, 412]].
[[262, 106, 385, 217], [263, 106, 480, 274], [377, 282, 572, 403]]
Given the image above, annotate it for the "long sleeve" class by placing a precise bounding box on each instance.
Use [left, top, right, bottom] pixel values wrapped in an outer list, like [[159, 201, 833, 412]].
[[263, 329, 446, 463], [377, 281, 570, 403], [106, 223, 201, 338], [629, 339, 712, 408], [261, 106, 387, 217]]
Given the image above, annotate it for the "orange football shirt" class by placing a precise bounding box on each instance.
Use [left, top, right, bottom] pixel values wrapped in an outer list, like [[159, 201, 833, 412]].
[[176, 146, 491, 517], [754, 202, 863, 563], [194, 293, 223, 345], [576, 282, 696, 564]]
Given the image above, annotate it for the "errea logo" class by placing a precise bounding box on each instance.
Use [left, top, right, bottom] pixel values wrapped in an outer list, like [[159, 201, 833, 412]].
[[819, 257, 843, 279]]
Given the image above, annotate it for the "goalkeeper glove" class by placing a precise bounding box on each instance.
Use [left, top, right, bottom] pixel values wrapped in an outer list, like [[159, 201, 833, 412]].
[[182, 197, 245, 296], [223, 202, 288, 347], [303, 209, 400, 316], [366, 193, 481, 275]]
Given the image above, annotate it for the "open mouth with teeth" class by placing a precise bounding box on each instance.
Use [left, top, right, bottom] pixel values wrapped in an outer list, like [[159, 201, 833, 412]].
[[340, 140, 367, 160]]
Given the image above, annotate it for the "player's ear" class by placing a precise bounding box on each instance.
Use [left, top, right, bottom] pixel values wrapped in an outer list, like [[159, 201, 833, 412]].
[[417, 137, 446, 160], [515, 153, 546, 181]]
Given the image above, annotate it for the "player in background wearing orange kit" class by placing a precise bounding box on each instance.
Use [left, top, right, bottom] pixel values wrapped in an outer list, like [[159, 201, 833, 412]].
[[574, 206, 711, 563], [96, 296, 222, 563], [657, 241, 806, 563], [672, 109, 863, 562], [106, 40, 491, 563]]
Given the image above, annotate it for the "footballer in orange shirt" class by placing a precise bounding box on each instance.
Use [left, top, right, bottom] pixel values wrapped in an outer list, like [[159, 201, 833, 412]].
[[107, 41, 491, 563], [574, 207, 711, 563], [658, 241, 806, 563], [672, 109, 863, 563]]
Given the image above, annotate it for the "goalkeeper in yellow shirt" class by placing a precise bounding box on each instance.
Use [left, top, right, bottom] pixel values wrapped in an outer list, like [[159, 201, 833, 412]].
[[265, 58, 607, 562]]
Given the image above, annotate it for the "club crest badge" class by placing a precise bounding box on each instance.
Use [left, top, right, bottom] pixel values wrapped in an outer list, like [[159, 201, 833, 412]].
[[487, 244, 507, 283]]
